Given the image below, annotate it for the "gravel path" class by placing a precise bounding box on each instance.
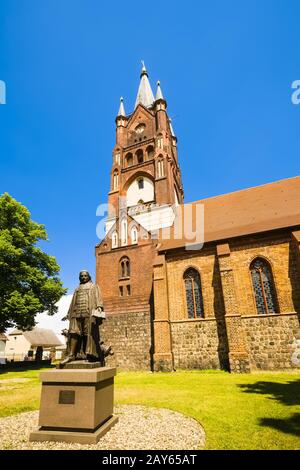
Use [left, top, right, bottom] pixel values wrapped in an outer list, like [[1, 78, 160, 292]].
[[0, 405, 205, 450]]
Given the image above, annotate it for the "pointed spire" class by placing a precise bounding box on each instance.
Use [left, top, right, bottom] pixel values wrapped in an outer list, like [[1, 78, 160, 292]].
[[169, 118, 176, 137], [134, 61, 155, 109], [141, 60, 147, 76], [117, 97, 126, 117], [155, 81, 164, 101]]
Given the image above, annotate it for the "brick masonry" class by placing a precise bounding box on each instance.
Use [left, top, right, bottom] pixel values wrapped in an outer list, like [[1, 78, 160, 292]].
[[100, 311, 153, 370], [152, 232, 300, 372], [96, 231, 300, 372], [164, 234, 300, 322], [230, 235, 300, 315]]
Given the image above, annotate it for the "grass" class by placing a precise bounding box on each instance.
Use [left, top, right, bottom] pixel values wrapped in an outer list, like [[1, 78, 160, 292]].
[[0, 368, 299, 450], [0, 368, 48, 416]]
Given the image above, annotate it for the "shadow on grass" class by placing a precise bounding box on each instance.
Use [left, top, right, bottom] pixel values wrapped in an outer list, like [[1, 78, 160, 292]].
[[0, 363, 55, 375], [239, 379, 300, 406], [260, 414, 300, 437], [239, 379, 300, 437]]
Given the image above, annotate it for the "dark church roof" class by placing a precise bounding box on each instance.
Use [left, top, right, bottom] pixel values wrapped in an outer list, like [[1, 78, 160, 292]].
[[158, 176, 300, 251]]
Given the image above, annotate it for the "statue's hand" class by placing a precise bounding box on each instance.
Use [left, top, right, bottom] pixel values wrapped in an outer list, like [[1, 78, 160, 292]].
[[92, 308, 106, 319]]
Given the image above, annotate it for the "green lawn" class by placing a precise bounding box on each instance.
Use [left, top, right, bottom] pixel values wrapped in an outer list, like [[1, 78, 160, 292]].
[[0, 368, 44, 417], [0, 368, 299, 450]]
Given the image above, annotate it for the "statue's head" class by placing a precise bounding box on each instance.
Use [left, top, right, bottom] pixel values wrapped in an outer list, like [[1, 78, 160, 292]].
[[79, 270, 91, 284]]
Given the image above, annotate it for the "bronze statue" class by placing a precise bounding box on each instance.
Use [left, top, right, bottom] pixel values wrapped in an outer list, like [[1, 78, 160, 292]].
[[60, 270, 113, 367]]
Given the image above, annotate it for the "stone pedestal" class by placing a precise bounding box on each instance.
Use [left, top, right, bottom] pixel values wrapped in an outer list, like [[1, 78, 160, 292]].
[[30, 366, 118, 444]]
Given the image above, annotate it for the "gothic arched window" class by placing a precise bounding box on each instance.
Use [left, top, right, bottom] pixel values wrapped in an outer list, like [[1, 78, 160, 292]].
[[146, 145, 154, 159], [157, 134, 163, 149], [115, 152, 121, 165], [157, 157, 164, 178], [131, 226, 138, 244], [120, 256, 130, 278], [121, 219, 127, 246], [138, 177, 144, 189], [184, 268, 204, 319], [113, 170, 119, 190], [125, 152, 133, 167], [111, 231, 118, 249], [136, 149, 144, 164], [250, 258, 278, 315]]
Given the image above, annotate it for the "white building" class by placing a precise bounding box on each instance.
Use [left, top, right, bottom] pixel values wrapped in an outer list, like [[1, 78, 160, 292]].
[[0, 333, 8, 364], [5, 328, 63, 362]]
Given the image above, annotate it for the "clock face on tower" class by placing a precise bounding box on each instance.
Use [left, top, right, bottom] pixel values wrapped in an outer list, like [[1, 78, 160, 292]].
[[135, 123, 145, 134]]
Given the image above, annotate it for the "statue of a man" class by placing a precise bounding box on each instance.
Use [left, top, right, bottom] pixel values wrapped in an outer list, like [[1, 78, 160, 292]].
[[60, 270, 112, 367]]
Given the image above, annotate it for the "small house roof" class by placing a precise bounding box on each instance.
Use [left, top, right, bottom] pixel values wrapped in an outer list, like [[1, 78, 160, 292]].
[[9, 328, 62, 347]]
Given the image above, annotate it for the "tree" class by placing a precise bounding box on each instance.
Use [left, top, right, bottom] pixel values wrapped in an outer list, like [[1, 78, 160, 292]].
[[0, 193, 67, 331]]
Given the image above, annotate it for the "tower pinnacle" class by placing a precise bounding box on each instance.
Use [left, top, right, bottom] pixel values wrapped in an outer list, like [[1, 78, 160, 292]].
[[134, 61, 155, 109], [141, 60, 147, 76], [155, 80, 164, 101], [117, 97, 126, 117]]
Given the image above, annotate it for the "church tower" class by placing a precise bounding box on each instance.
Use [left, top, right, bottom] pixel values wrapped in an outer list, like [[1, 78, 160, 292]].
[[105, 62, 183, 234], [96, 63, 184, 370]]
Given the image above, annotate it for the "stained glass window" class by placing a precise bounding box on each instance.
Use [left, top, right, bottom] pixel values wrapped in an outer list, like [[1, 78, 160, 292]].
[[250, 258, 277, 315], [184, 268, 204, 318]]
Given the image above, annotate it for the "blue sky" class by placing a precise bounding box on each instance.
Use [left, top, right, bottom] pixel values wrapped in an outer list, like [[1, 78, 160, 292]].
[[0, 0, 299, 294]]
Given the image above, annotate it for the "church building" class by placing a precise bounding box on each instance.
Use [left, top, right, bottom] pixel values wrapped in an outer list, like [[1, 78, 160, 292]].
[[96, 64, 300, 373]]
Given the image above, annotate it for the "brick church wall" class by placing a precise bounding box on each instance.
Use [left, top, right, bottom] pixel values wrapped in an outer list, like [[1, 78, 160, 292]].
[[243, 313, 300, 370], [96, 242, 155, 310], [162, 232, 300, 372], [100, 311, 153, 370], [165, 249, 223, 321]]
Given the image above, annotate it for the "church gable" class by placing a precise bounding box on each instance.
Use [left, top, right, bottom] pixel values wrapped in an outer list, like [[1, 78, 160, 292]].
[[126, 104, 154, 129], [122, 107, 156, 149], [97, 211, 152, 255]]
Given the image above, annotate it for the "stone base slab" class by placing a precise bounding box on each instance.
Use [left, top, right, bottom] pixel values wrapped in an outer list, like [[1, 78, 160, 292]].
[[29, 415, 119, 444]]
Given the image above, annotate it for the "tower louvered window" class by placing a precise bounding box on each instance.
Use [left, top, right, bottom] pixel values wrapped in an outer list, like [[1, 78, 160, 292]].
[[184, 268, 204, 318], [250, 258, 278, 315]]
